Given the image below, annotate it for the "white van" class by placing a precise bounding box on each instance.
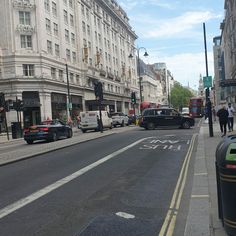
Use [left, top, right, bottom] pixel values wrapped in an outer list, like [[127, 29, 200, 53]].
[[79, 111, 113, 133]]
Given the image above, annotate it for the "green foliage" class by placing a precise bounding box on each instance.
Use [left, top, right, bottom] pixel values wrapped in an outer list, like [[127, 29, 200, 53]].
[[170, 82, 194, 109]]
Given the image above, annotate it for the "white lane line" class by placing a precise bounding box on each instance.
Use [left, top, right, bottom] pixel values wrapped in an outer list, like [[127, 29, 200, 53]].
[[194, 172, 208, 176], [116, 212, 135, 219], [191, 195, 209, 198], [0, 137, 153, 220]]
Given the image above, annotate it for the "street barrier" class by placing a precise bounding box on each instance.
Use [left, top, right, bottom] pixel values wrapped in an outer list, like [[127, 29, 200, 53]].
[[216, 135, 236, 236]]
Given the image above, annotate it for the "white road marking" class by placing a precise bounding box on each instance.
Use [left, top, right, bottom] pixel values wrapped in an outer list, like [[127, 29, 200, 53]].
[[0, 137, 153, 220], [194, 172, 208, 176], [116, 212, 135, 219], [191, 195, 209, 198], [150, 140, 179, 144]]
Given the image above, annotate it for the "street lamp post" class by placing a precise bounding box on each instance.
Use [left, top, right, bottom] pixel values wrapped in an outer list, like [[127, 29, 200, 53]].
[[65, 63, 72, 121], [129, 47, 149, 104]]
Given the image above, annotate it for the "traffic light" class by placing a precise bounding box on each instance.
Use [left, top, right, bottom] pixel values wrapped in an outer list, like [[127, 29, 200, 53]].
[[94, 81, 103, 101], [131, 92, 136, 104]]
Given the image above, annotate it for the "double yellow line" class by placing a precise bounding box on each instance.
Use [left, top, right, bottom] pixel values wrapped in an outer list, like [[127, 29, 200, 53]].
[[159, 133, 197, 236]]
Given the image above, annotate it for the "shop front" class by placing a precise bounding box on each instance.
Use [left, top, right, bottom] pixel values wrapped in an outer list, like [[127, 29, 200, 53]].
[[71, 95, 83, 120], [51, 93, 67, 122], [22, 91, 41, 127]]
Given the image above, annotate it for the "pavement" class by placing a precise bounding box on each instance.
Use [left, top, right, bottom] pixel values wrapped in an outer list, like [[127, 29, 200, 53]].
[[184, 120, 229, 236], [0, 122, 231, 235]]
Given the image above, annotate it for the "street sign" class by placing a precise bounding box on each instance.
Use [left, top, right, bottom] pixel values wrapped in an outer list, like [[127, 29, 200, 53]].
[[203, 76, 212, 88]]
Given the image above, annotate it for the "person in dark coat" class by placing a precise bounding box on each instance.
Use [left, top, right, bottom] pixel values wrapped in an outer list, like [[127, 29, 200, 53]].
[[217, 105, 229, 137]]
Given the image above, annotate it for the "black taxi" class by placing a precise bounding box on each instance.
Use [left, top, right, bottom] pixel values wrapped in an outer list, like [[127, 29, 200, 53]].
[[139, 108, 195, 130]]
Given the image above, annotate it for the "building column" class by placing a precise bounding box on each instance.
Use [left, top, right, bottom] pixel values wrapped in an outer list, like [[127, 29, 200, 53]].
[[121, 101, 125, 113], [39, 92, 52, 121], [82, 97, 86, 112], [114, 101, 117, 112]]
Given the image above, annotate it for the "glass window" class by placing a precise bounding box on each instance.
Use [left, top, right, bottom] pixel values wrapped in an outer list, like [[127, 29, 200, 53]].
[[23, 64, 34, 76], [53, 23, 58, 36], [71, 33, 75, 45], [64, 10, 68, 24], [47, 40, 52, 54], [81, 4, 85, 15], [82, 21, 86, 33], [70, 73, 74, 83], [55, 44, 60, 56], [87, 25, 90, 35], [51, 67, 56, 79], [86, 8, 89, 19], [66, 49, 71, 61], [65, 29, 69, 42], [72, 51, 76, 63], [20, 35, 32, 48], [69, 0, 73, 8], [52, 2, 57, 16], [59, 70, 63, 81], [19, 11, 31, 25], [45, 18, 51, 32], [70, 14, 74, 26], [44, 0, 50, 12]]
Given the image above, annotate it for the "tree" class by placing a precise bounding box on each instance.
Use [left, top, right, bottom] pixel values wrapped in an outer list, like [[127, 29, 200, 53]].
[[170, 82, 194, 110]]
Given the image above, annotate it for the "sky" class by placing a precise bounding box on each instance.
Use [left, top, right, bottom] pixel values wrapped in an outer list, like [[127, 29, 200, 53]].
[[119, 0, 225, 89]]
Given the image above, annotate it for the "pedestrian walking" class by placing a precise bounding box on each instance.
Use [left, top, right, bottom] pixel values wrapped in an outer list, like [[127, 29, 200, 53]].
[[227, 103, 235, 132], [217, 105, 229, 137]]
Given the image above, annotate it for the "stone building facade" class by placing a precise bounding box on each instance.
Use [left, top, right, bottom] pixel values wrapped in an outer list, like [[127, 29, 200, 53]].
[[215, 0, 236, 105], [0, 0, 138, 128]]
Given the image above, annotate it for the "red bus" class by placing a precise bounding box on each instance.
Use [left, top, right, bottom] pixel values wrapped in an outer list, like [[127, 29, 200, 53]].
[[189, 97, 204, 117]]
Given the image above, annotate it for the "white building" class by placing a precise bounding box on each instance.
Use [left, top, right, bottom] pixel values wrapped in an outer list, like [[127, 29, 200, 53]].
[[0, 0, 138, 128], [142, 74, 163, 105]]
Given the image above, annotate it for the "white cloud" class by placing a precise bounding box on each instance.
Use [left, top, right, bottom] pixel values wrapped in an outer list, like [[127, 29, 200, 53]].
[[145, 11, 222, 38], [149, 52, 214, 88]]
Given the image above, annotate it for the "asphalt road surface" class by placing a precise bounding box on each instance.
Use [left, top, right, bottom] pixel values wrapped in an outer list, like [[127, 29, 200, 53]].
[[0, 125, 199, 236]]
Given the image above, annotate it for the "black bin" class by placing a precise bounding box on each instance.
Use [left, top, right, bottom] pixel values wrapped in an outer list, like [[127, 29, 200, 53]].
[[216, 135, 236, 235], [11, 122, 22, 139]]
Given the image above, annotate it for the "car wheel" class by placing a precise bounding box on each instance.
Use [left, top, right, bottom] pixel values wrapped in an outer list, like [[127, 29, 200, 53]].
[[82, 129, 86, 133], [26, 140, 33, 144], [114, 124, 117, 128], [147, 122, 155, 130], [182, 121, 190, 129], [121, 120, 125, 127], [67, 129, 73, 138], [51, 132, 58, 141]]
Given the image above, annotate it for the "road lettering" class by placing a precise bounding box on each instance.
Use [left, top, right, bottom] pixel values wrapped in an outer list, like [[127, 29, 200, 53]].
[[139, 139, 187, 151]]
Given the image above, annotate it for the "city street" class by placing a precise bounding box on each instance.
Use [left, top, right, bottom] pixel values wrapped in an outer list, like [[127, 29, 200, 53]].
[[0, 124, 199, 236]]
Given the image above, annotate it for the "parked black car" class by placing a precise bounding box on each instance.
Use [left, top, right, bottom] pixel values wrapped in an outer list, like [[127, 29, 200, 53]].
[[24, 119, 73, 144], [139, 108, 195, 130]]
